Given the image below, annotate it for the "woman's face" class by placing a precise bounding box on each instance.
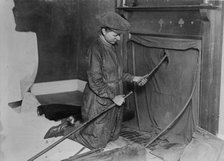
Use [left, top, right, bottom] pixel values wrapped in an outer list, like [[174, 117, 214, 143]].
[[102, 28, 121, 45]]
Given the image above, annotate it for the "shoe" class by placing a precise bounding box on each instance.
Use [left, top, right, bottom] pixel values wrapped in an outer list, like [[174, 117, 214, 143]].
[[44, 122, 69, 139]]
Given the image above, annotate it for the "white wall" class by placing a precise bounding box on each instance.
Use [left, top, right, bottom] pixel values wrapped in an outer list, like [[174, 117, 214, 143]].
[[0, 1, 9, 160], [0, 0, 38, 103], [218, 2, 224, 139]]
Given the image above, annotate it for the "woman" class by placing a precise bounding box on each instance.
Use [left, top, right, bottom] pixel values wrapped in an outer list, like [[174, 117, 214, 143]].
[[71, 12, 147, 149]]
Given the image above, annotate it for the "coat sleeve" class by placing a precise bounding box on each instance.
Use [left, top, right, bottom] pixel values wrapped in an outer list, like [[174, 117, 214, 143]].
[[122, 73, 134, 83], [87, 46, 115, 100]]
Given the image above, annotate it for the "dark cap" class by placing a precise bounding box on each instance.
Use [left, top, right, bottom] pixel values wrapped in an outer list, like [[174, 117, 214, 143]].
[[97, 12, 130, 33]]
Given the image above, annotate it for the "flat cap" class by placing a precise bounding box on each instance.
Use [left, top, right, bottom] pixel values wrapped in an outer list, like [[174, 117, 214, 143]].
[[98, 12, 130, 33]]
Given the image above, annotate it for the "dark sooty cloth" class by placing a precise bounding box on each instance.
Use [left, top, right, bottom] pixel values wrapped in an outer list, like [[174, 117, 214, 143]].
[[37, 104, 82, 121], [37, 104, 134, 122]]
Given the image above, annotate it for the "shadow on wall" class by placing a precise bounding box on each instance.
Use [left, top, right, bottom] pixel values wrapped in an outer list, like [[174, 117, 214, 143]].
[[13, 0, 115, 83]]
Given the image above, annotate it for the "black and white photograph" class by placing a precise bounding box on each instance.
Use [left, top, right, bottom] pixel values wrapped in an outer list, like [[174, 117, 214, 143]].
[[0, 0, 224, 161]]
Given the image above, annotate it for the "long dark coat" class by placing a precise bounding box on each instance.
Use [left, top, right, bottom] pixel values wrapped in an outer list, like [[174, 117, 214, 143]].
[[74, 35, 134, 149]]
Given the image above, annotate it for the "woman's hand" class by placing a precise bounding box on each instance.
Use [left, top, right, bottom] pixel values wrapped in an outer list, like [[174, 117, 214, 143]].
[[133, 76, 148, 86], [112, 95, 125, 106]]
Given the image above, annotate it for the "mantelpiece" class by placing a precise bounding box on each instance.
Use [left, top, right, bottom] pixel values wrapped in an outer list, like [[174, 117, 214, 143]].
[[117, 4, 218, 11]]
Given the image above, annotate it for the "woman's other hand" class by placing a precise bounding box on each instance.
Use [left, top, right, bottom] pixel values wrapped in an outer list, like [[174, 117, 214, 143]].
[[112, 95, 125, 106], [133, 76, 148, 86]]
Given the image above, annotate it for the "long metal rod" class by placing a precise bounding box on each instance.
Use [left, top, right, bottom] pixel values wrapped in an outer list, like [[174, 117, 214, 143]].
[[144, 66, 198, 148], [62, 148, 103, 161], [27, 91, 133, 161], [133, 51, 167, 131], [73, 147, 86, 156], [142, 53, 168, 79], [132, 44, 141, 130]]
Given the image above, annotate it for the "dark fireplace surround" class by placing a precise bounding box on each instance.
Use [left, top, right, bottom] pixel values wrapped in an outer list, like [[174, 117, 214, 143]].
[[118, 4, 222, 136]]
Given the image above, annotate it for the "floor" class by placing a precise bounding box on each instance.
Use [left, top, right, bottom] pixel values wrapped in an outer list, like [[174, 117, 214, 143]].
[[1, 105, 87, 161], [0, 104, 162, 161]]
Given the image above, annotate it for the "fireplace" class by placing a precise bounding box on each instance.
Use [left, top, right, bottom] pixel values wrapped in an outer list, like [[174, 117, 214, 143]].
[[118, 2, 222, 141]]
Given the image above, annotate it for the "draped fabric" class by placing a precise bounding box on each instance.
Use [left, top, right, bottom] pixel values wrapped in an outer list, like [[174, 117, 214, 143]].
[[126, 35, 200, 143], [131, 35, 201, 50]]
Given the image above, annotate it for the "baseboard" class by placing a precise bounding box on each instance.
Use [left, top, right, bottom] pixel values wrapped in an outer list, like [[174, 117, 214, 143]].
[[31, 79, 87, 95]]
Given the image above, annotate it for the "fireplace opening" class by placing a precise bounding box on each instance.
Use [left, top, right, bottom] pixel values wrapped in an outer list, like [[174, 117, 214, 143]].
[[122, 34, 201, 146]]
